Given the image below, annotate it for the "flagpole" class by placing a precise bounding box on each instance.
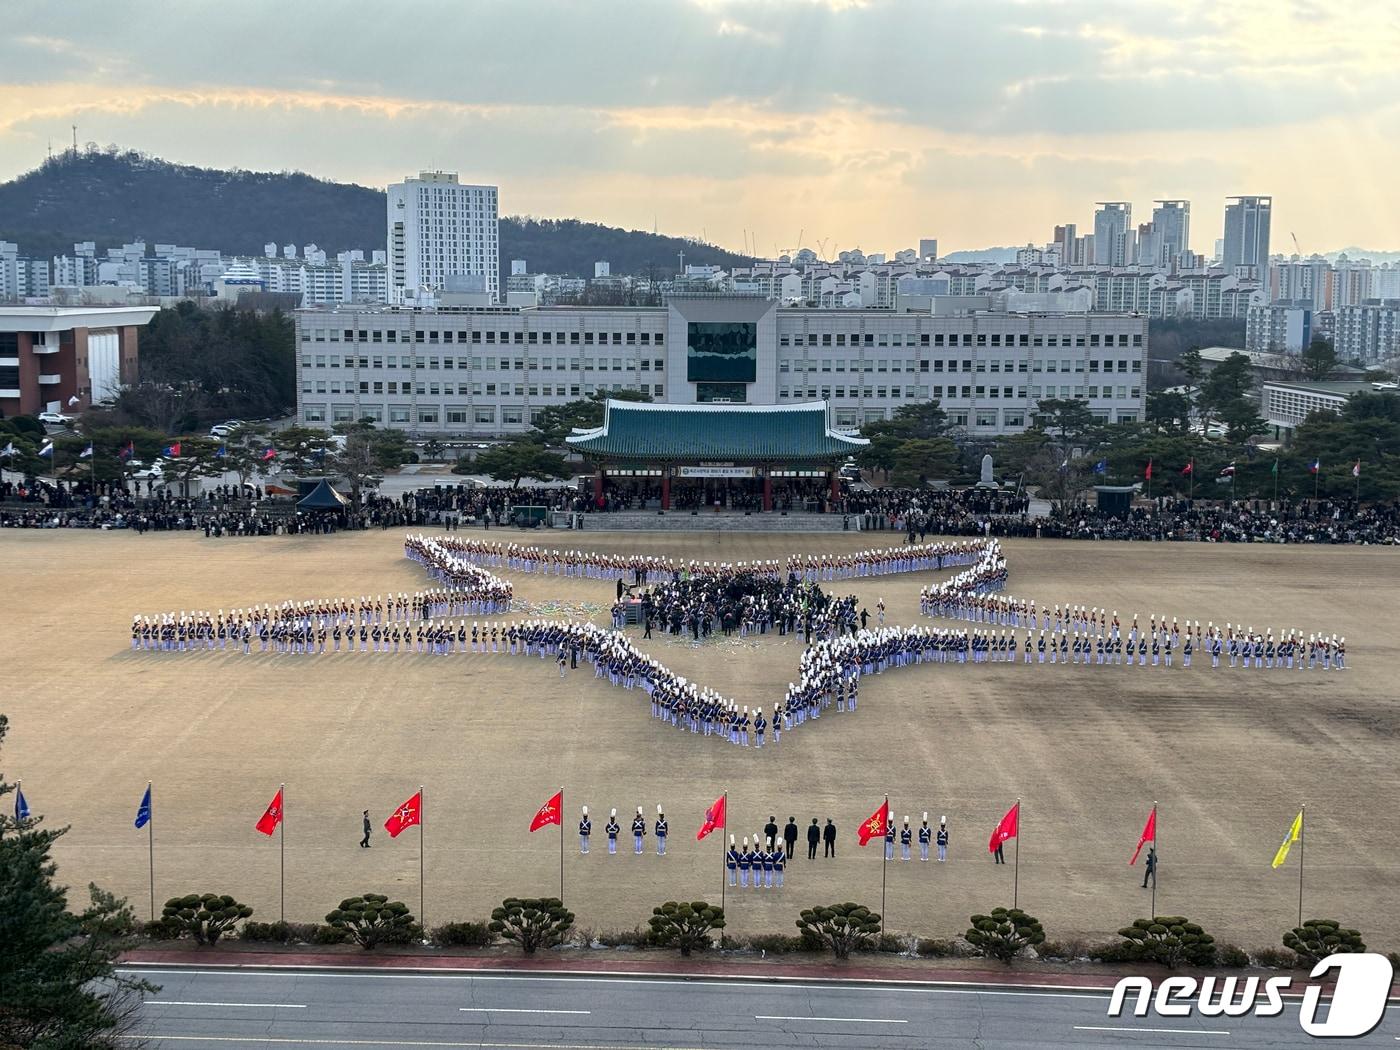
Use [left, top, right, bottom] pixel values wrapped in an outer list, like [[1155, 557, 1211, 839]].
[[1013, 797, 1021, 910], [279, 782, 286, 923], [1297, 803, 1305, 929], [1273, 461, 1278, 503], [559, 785, 565, 904], [880, 794, 888, 936], [1151, 801, 1158, 918], [719, 791, 727, 915], [419, 784, 426, 935], [148, 781, 156, 923]]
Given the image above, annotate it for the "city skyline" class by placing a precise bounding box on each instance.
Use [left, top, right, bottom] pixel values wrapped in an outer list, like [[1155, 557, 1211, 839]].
[[2, 1, 1399, 255]]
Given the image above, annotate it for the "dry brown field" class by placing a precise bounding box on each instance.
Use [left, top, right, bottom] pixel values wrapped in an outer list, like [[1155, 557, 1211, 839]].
[[3, 528, 1397, 951]]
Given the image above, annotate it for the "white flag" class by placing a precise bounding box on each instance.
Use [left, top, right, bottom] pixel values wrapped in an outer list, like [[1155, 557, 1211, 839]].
[[37, 441, 54, 458], [67, 395, 80, 406], [1, 442, 14, 456], [80, 444, 93, 459]]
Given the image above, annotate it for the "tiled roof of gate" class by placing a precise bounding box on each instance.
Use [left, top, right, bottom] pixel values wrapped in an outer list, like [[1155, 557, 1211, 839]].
[[565, 401, 868, 461]]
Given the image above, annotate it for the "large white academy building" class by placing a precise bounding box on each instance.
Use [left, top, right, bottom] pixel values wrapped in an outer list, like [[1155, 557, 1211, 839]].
[[387, 171, 499, 304], [294, 294, 1147, 438]]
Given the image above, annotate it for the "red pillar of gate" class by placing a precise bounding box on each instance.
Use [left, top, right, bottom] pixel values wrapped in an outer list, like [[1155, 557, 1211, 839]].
[[661, 471, 671, 510], [762, 469, 772, 512], [829, 466, 840, 503], [594, 469, 605, 508]]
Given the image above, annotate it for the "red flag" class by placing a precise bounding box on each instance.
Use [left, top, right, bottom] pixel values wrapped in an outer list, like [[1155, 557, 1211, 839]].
[[988, 801, 1019, 853], [530, 790, 562, 832], [1130, 807, 1156, 865], [262, 447, 277, 462], [696, 794, 726, 840], [384, 791, 422, 839], [255, 788, 284, 836], [857, 799, 889, 846], [1144, 459, 1153, 480], [1181, 460, 1193, 476]]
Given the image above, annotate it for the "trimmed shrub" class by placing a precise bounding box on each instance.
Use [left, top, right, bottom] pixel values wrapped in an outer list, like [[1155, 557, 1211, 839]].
[[1118, 916, 1216, 969], [915, 937, 961, 958], [872, 932, 909, 954], [796, 902, 881, 960], [1216, 943, 1250, 968], [1251, 946, 1298, 969], [594, 927, 653, 948], [1089, 940, 1134, 964], [324, 894, 417, 950], [141, 919, 181, 941], [311, 924, 349, 945], [966, 908, 1046, 964], [430, 921, 494, 948], [648, 901, 725, 957], [1284, 919, 1366, 966], [160, 894, 253, 946], [1039, 938, 1092, 962], [489, 898, 575, 955]]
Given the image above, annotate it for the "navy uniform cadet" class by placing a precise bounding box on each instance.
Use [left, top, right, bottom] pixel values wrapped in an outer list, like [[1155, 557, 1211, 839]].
[[900, 817, 913, 861], [884, 817, 896, 861], [918, 814, 932, 862], [738, 836, 752, 887], [754, 707, 766, 748], [727, 835, 739, 886], [773, 839, 786, 888], [579, 806, 591, 854], [606, 808, 620, 854], [762, 838, 775, 888], [655, 805, 668, 856], [632, 806, 646, 854], [937, 816, 949, 862]]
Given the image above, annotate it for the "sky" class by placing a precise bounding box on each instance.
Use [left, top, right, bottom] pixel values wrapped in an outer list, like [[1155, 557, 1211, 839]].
[[2, 0, 1399, 256]]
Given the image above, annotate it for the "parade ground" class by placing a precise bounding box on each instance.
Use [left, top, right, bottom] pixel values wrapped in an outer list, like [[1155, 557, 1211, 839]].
[[5, 529, 1398, 952]]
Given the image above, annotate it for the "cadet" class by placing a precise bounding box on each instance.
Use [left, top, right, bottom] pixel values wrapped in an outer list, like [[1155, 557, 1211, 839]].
[[900, 817, 913, 861], [884, 817, 896, 861], [632, 806, 646, 854], [727, 834, 739, 886], [578, 805, 591, 854], [738, 836, 752, 887], [773, 839, 786, 887], [937, 817, 949, 862], [918, 814, 932, 862], [606, 808, 620, 854], [761, 838, 775, 888], [655, 804, 668, 856]]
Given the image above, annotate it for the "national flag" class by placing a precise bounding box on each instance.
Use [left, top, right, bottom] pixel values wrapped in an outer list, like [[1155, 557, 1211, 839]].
[[1353, 460, 1361, 478], [216, 445, 227, 458], [1219, 462, 1236, 477], [1144, 459, 1153, 480], [696, 794, 726, 841], [1181, 460, 1193, 476], [134, 785, 152, 830], [1270, 459, 1278, 476], [119, 441, 135, 460], [1, 442, 15, 456], [67, 395, 80, 406], [261, 447, 277, 462], [529, 789, 563, 832], [1092, 458, 1107, 474], [37, 441, 54, 458], [988, 801, 1019, 853], [254, 787, 284, 836], [1129, 808, 1156, 865], [857, 798, 889, 847], [1272, 809, 1304, 869], [79, 443, 93, 459], [384, 791, 422, 838], [14, 784, 31, 821], [1309, 459, 1320, 474], [162, 442, 181, 458]]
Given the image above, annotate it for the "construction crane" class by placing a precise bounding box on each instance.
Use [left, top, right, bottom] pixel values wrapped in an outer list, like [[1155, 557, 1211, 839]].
[[816, 237, 830, 260], [1291, 232, 1303, 258]]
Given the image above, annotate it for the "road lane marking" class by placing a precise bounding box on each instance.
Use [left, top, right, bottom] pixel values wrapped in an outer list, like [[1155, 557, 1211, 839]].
[[756, 1015, 906, 1024], [148, 1001, 307, 1009], [1075, 1025, 1230, 1036], [460, 1008, 591, 1015], [132, 1037, 727, 1048]]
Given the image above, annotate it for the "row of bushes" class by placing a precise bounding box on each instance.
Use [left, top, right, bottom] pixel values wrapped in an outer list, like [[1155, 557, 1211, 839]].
[[146, 892, 1373, 971]]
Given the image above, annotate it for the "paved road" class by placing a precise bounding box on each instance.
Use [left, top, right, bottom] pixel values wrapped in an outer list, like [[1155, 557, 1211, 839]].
[[119, 966, 1398, 1049]]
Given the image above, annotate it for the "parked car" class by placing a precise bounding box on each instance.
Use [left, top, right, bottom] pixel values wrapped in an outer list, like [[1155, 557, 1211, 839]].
[[209, 420, 246, 437], [38, 411, 73, 426], [131, 462, 165, 480]]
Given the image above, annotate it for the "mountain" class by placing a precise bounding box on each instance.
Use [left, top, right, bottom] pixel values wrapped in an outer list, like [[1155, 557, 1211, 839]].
[[0, 148, 751, 280]]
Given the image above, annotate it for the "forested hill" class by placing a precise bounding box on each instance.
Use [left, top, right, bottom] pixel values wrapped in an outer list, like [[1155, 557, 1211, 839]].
[[0, 148, 750, 278]]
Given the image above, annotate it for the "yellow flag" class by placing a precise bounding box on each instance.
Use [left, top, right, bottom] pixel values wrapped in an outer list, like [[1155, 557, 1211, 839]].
[[1271, 809, 1304, 869]]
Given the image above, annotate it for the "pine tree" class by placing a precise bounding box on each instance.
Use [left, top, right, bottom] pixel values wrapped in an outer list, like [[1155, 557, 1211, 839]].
[[0, 715, 157, 1048]]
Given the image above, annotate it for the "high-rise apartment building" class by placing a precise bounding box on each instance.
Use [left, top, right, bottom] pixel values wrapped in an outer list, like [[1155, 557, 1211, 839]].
[[1222, 196, 1272, 275], [1093, 203, 1133, 266], [387, 171, 499, 303], [1151, 200, 1191, 263]]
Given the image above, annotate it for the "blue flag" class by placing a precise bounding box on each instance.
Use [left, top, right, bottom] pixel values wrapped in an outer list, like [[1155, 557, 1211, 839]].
[[216, 445, 227, 458], [134, 785, 152, 829], [1093, 458, 1107, 474], [14, 785, 30, 821]]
